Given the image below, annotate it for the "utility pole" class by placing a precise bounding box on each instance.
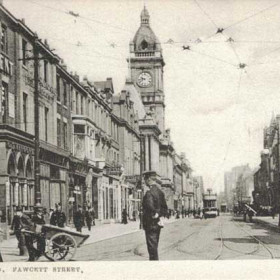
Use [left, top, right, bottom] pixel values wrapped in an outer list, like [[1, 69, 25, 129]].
[[139, 134, 144, 229], [33, 34, 41, 206], [277, 123, 280, 227]]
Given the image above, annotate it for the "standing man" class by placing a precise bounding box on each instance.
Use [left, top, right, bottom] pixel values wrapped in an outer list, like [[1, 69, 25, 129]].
[[74, 205, 84, 232], [85, 207, 93, 231], [11, 207, 28, 256], [50, 203, 66, 228], [142, 171, 168, 261]]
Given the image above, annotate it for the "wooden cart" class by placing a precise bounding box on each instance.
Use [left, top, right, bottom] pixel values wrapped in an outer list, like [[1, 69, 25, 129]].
[[41, 224, 89, 261]]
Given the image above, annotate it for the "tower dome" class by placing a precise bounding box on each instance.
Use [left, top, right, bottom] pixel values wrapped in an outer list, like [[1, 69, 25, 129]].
[[132, 6, 161, 52]]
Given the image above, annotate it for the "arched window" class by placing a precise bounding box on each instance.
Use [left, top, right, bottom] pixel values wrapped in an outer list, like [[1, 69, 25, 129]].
[[141, 40, 148, 50], [7, 154, 16, 175], [17, 156, 24, 177]]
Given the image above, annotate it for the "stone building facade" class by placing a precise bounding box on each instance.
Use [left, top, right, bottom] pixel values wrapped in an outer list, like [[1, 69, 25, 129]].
[[0, 3, 196, 229]]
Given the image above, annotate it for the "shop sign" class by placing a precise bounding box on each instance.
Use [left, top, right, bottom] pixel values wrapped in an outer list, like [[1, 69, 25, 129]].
[[105, 166, 123, 176], [0, 54, 13, 76], [125, 175, 140, 183], [6, 141, 34, 155]]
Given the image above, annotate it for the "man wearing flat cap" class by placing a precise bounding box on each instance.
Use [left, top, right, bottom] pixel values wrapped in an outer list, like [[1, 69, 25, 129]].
[[142, 170, 168, 260]]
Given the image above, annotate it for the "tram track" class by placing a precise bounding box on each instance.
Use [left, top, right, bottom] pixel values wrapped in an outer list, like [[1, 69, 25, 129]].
[[217, 217, 261, 258], [233, 220, 275, 259]]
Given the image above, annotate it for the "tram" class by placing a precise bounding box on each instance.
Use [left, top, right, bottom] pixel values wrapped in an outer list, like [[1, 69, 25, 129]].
[[203, 192, 218, 218], [220, 203, 227, 213]]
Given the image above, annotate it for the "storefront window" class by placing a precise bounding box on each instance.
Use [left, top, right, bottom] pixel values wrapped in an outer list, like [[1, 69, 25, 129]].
[[110, 188, 114, 219]]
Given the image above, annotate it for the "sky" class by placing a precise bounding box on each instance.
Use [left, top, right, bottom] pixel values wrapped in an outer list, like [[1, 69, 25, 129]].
[[5, 0, 280, 193]]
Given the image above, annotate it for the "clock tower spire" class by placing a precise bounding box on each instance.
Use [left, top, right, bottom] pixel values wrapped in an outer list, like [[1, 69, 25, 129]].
[[128, 6, 166, 133]]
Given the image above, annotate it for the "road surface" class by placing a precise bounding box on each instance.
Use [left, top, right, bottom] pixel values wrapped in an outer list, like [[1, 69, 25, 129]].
[[75, 214, 280, 261]]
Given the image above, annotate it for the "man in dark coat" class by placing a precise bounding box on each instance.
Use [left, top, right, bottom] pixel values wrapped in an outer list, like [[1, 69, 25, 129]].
[[50, 203, 66, 228], [74, 205, 84, 232], [142, 170, 168, 261], [11, 206, 28, 256], [16, 208, 37, 261], [85, 207, 93, 231], [27, 205, 46, 261], [121, 208, 128, 224]]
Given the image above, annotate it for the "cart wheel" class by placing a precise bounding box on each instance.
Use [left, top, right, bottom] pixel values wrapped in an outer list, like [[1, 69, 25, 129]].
[[45, 233, 77, 261]]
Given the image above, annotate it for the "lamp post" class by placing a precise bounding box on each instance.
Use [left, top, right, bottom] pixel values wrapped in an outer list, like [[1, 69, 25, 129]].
[[139, 134, 145, 229], [275, 124, 280, 226]]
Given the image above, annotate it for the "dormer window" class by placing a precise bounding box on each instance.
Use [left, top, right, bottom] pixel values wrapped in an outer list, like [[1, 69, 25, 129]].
[[141, 40, 148, 50]]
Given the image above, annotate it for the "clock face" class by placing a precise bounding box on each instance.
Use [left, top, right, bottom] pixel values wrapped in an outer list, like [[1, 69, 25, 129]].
[[137, 72, 152, 87]]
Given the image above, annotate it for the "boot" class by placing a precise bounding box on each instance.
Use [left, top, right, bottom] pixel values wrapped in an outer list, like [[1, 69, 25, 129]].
[[20, 246, 28, 256]]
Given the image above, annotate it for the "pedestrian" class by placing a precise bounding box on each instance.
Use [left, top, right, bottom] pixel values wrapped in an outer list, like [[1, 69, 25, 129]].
[[22, 205, 45, 261], [271, 206, 275, 219], [74, 205, 84, 232], [132, 210, 136, 221], [49, 208, 54, 223], [121, 208, 128, 224], [50, 203, 66, 228], [142, 170, 168, 261], [31, 205, 46, 260], [11, 206, 28, 256], [91, 207, 96, 226], [193, 209, 196, 218], [85, 207, 93, 231]]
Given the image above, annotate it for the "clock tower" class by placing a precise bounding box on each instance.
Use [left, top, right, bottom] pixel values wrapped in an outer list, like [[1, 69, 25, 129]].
[[129, 6, 165, 133]]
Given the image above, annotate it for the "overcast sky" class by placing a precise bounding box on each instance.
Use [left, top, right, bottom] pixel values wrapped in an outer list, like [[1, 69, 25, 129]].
[[5, 0, 280, 193]]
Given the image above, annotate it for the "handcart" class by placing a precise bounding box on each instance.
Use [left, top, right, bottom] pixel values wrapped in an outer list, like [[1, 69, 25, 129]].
[[23, 224, 89, 261], [43, 224, 89, 261]]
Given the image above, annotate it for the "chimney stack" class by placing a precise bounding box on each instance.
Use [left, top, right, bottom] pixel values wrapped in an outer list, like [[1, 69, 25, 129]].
[[74, 72, 79, 82]]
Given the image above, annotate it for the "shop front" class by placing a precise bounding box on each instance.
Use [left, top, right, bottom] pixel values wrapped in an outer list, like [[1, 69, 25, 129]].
[[98, 175, 120, 223], [0, 138, 34, 225]]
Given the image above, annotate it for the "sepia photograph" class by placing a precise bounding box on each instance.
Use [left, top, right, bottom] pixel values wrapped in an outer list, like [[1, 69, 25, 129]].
[[1, 0, 280, 278]]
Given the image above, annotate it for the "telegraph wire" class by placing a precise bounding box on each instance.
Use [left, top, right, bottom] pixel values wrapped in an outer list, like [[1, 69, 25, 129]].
[[191, 0, 242, 65], [224, 2, 280, 31], [210, 70, 243, 190]]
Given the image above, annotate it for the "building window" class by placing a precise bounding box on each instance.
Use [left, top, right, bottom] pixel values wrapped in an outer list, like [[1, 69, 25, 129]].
[[63, 122, 67, 149], [75, 92, 79, 114], [63, 81, 67, 106], [70, 86, 74, 111], [23, 93, 28, 132], [44, 60, 48, 83], [44, 107, 48, 141], [56, 75, 60, 102], [57, 118, 61, 147], [74, 124, 85, 134], [1, 24, 8, 54], [22, 39, 27, 66], [1, 82, 8, 121], [81, 95, 84, 115]]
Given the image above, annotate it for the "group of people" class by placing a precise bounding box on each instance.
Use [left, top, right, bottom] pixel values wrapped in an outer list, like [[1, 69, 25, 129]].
[[72, 205, 95, 232], [6, 202, 96, 262], [4, 171, 174, 262], [121, 209, 139, 224], [10, 205, 47, 261]]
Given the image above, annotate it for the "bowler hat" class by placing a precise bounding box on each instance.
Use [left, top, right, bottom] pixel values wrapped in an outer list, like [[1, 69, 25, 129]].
[[15, 206, 22, 212], [34, 205, 44, 212]]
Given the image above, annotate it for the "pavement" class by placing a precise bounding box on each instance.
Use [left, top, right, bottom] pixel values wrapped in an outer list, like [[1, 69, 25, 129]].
[[0, 215, 180, 262], [253, 214, 280, 232]]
